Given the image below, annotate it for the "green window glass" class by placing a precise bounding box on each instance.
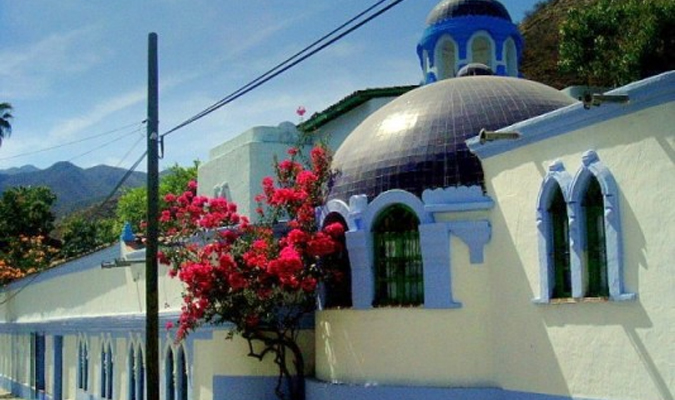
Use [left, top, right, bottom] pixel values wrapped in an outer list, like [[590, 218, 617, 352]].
[[549, 185, 571, 298], [373, 205, 423, 306], [583, 178, 609, 297]]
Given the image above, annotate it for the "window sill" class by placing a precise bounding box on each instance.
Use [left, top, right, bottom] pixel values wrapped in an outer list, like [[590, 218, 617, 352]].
[[533, 293, 637, 304], [533, 296, 608, 305]]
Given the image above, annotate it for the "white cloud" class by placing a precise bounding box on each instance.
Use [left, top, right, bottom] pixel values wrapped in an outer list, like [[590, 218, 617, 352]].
[[47, 88, 146, 141], [0, 26, 109, 99]]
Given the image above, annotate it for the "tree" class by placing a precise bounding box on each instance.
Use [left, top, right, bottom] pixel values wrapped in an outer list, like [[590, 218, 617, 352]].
[[0, 186, 59, 284], [159, 146, 343, 400], [59, 213, 117, 258], [0, 102, 12, 147], [116, 162, 198, 233], [559, 0, 675, 87], [0, 186, 56, 239]]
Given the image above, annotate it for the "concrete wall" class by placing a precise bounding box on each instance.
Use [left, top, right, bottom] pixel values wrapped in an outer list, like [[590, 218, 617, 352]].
[[482, 99, 675, 399]]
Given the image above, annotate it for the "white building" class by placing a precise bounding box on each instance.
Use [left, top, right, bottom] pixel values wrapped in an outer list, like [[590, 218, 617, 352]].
[[2, 1, 673, 399]]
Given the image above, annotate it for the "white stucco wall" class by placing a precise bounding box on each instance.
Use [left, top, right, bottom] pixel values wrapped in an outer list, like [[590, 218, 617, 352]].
[[315, 235, 496, 387], [198, 97, 401, 220], [4, 259, 183, 323], [482, 101, 675, 399], [198, 123, 301, 219]]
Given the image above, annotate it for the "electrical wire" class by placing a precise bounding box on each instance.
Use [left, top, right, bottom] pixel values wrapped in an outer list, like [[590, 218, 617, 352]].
[[0, 0, 409, 299], [161, 0, 407, 138], [68, 125, 144, 163], [115, 134, 146, 169], [93, 150, 148, 216], [0, 121, 146, 161]]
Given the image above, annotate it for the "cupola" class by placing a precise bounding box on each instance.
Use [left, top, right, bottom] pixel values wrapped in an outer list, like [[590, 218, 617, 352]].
[[417, 0, 523, 84]]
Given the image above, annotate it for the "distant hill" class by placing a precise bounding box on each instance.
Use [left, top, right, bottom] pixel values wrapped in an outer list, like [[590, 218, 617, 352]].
[[0, 165, 41, 176], [0, 162, 146, 216]]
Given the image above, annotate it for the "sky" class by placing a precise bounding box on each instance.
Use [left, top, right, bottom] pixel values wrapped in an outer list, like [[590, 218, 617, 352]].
[[0, 0, 540, 173]]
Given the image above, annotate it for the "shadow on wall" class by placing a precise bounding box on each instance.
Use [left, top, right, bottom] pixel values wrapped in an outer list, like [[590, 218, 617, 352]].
[[486, 206, 573, 397], [486, 172, 672, 400]]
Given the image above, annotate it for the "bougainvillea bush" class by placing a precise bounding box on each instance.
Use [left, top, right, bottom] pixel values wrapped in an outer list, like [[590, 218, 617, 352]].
[[158, 145, 343, 400]]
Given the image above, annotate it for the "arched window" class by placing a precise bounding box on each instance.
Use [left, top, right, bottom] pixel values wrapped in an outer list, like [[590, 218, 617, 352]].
[[129, 347, 137, 400], [165, 348, 175, 400], [504, 37, 518, 76], [569, 150, 634, 301], [322, 213, 352, 308], [100, 342, 113, 400], [373, 205, 423, 306], [435, 35, 457, 79], [537, 152, 635, 304], [549, 185, 572, 298], [129, 343, 145, 400], [77, 338, 89, 391], [582, 177, 609, 297], [176, 347, 188, 400], [471, 33, 493, 68], [136, 346, 145, 400]]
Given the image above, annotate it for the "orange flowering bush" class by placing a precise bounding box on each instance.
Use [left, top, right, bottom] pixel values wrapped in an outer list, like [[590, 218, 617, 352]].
[[0, 234, 56, 285], [159, 145, 342, 400]]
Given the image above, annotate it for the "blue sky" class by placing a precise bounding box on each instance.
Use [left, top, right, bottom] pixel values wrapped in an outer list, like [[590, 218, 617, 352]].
[[0, 0, 540, 172]]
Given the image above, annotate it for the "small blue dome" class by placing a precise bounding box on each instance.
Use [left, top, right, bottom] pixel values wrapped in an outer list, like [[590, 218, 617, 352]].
[[427, 0, 512, 25]]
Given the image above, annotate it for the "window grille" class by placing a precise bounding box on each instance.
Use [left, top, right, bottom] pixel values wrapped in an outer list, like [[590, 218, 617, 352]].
[[549, 185, 571, 298], [373, 205, 423, 306], [583, 178, 609, 297]]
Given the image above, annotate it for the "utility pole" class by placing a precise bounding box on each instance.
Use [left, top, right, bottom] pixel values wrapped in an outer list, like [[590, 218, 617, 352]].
[[146, 32, 160, 400]]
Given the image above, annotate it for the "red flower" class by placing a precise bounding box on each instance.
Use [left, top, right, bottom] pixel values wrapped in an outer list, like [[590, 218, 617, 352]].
[[324, 222, 345, 238]]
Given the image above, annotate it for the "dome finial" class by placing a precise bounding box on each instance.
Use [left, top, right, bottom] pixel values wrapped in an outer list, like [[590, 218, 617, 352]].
[[427, 0, 512, 25]]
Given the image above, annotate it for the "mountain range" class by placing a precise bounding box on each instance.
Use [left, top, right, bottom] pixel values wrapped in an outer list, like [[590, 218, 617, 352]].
[[0, 162, 146, 216]]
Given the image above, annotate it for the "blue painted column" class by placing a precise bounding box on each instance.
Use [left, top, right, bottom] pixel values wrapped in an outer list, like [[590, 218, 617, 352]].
[[346, 230, 374, 309], [419, 223, 462, 308], [53, 336, 63, 400]]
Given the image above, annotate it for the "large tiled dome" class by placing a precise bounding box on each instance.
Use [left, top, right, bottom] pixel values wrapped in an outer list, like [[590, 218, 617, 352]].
[[427, 0, 512, 25], [329, 76, 576, 202]]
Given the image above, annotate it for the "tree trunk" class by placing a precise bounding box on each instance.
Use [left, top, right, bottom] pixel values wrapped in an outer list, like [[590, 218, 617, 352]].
[[244, 329, 305, 400]]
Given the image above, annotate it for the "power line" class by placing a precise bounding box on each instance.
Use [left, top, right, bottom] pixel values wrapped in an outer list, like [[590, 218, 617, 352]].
[[161, 0, 407, 138], [68, 124, 144, 162], [93, 150, 148, 216], [0, 121, 146, 161], [115, 134, 146, 169]]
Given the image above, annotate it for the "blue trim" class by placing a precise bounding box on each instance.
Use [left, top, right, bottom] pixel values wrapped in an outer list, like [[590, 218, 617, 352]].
[[448, 220, 491, 264], [319, 199, 354, 231], [569, 151, 635, 301], [534, 161, 573, 303], [468, 71, 675, 159], [345, 230, 373, 310], [347, 195, 369, 231], [342, 188, 492, 309], [418, 15, 523, 84], [306, 379, 607, 400], [0, 377, 33, 399], [422, 186, 494, 213], [53, 335, 63, 400], [213, 375, 283, 400], [0, 312, 181, 335], [534, 154, 636, 304], [419, 223, 462, 309], [362, 190, 432, 228]]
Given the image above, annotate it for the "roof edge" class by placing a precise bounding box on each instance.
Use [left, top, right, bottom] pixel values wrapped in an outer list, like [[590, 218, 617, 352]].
[[298, 85, 418, 132]]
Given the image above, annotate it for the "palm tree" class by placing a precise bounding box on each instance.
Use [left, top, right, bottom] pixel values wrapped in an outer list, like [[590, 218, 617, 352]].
[[0, 102, 13, 147]]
